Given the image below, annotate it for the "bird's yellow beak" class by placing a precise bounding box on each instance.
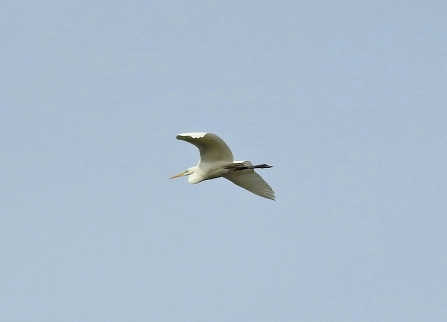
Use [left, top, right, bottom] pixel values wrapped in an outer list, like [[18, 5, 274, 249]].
[[169, 172, 185, 179]]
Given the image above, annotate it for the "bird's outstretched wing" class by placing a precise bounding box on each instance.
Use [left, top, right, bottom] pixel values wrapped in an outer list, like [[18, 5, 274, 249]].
[[176, 132, 234, 163], [224, 169, 275, 200]]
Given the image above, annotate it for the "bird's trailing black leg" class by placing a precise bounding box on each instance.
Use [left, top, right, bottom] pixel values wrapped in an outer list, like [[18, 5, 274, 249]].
[[225, 164, 273, 171], [252, 164, 273, 169]]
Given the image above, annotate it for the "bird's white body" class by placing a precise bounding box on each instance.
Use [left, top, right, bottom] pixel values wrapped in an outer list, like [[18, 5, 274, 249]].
[[170, 132, 275, 200]]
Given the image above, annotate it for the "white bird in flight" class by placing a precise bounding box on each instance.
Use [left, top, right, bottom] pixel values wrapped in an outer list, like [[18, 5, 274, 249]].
[[170, 132, 275, 200]]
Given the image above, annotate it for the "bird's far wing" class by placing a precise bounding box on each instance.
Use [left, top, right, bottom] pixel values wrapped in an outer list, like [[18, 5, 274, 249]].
[[176, 132, 234, 163], [224, 170, 275, 200]]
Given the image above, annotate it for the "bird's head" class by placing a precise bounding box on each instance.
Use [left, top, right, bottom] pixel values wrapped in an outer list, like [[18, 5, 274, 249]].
[[169, 167, 195, 179]]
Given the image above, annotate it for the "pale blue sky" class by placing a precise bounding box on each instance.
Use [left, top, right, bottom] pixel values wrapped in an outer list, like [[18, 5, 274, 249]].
[[1, 1, 446, 321]]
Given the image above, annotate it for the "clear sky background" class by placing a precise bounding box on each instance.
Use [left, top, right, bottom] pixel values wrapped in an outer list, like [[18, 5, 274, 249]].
[[1, 1, 446, 321]]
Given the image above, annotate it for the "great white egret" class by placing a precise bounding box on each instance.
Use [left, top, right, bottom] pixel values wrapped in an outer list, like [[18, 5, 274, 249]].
[[170, 132, 275, 200]]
